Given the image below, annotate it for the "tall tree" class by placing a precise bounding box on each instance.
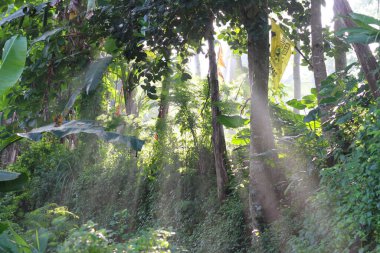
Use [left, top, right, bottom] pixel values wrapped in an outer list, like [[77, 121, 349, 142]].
[[333, 0, 347, 72], [158, 78, 170, 120], [194, 54, 202, 77], [241, 1, 282, 231], [206, 17, 229, 201], [311, 0, 328, 100], [228, 53, 244, 83], [311, 0, 329, 127], [120, 64, 138, 116], [293, 41, 302, 114], [334, 0, 380, 98]]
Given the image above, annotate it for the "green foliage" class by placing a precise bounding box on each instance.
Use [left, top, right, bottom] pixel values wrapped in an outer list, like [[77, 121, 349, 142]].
[[0, 35, 27, 95], [108, 209, 129, 242], [57, 221, 109, 253], [23, 204, 79, 247], [337, 12, 380, 44], [217, 115, 249, 129], [0, 170, 27, 192], [84, 57, 113, 95], [121, 229, 175, 253], [286, 69, 380, 252], [0, 225, 49, 253], [320, 106, 380, 249], [189, 196, 249, 253], [3, 1, 380, 253]]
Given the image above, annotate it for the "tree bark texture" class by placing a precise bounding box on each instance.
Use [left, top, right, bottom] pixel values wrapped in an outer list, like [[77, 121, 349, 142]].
[[206, 18, 229, 202], [158, 78, 170, 119], [243, 1, 282, 232], [293, 41, 302, 114], [121, 64, 138, 116], [311, 0, 328, 97], [311, 0, 329, 127], [124, 88, 137, 116], [334, 0, 380, 98], [333, 0, 347, 72]]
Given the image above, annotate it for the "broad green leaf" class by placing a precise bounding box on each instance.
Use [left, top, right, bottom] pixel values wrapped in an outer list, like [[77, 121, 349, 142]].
[[64, 85, 82, 114], [181, 73, 192, 81], [231, 128, 250, 145], [0, 35, 27, 95], [9, 226, 32, 253], [0, 222, 8, 234], [104, 38, 118, 54], [147, 92, 159, 100], [85, 57, 113, 94], [346, 32, 379, 44], [0, 170, 20, 181], [337, 27, 380, 44], [301, 94, 317, 108], [0, 135, 22, 153], [336, 112, 353, 124], [304, 108, 320, 123], [319, 96, 338, 105], [231, 135, 250, 145], [349, 12, 380, 27], [217, 115, 248, 128], [0, 170, 27, 192], [17, 120, 145, 151], [34, 229, 49, 253], [0, 2, 48, 26], [311, 88, 318, 96], [64, 57, 113, 113], [286, 99, 307, 110], [32, 27, 64, 44], [301, 95, 317, 104], [0, 8, 24, 26]]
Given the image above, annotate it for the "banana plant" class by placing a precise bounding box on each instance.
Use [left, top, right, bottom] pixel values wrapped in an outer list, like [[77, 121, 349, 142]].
[[0, 35, 27, 95]]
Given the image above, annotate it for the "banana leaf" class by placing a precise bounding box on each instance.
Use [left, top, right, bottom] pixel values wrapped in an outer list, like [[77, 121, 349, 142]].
[[17, 120, 145, 151]]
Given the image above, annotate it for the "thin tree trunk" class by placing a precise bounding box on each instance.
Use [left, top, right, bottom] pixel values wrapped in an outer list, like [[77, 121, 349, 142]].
[[293, 41, 302, 114], [243, 1, 282, 233], [125, 88, 137, 116], [334, 0, 380, 98], [158, 78, 170, 120], [333, 0, 347, 72], [311, 0, 328, 124], [121, 64, 137, 116], [194, 54, 201, 77], [230, 54, 244, 82], [206, 18, 228, 202]]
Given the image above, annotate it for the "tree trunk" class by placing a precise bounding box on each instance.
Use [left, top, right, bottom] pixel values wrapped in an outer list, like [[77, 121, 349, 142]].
[[194, 54, 201, 77], [334, 0, 380, 98], [333, 0, 347, 72], [158, 78, 170, 120], [230, 53, 244, 82], [206, 18, 228, 202], [121, 63, 137, 116], [293, 41, 302, 114], [243, 1, 282, 233], [311, 0, 329, 125], [124, 88, 137, 116], [311, 0, 328, 97]]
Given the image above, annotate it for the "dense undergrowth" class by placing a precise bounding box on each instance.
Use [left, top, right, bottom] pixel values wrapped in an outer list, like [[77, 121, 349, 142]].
[[3, 132, 270, 253], [1, 69, 380, 253], [2, 72, 380, 252], [0, 126, 250, 252]]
